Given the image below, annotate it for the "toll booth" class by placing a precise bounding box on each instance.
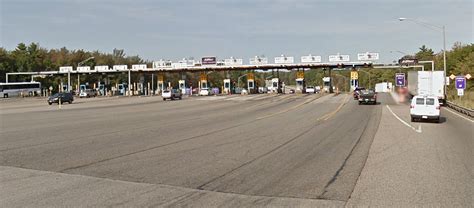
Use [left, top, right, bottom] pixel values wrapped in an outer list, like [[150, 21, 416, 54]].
[[271, 78, 280, 93], [80, 84, 86, 93], [98, 82, 105, 96], [178, 80, 186, 94], [223, 79, 231, 94], [323, 77, 331, 93], [118, 83, 127, 95], [200, 73, 208, 89], [137, 83, 144, 95], [157, 74, 164, 94], [296, 78, 305, 93], [295, 71, 305, 93], [247, 73, 255, 94]]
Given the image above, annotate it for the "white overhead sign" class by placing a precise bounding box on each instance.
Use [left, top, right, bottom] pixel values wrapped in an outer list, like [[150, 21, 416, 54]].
[[329, 54, 350, 62], [153, 60, 172, 68], [224, 58, 243, 66], [171, 62, 187, 69], [95, 65, 110, 72], [301, 55, 322, 63], [77, 66, 91, 72], [59, 66, 73, 72], [357, 52, 379, 61], [275, 56, 294, 64], [132, 64, 147, 70], [113, 65, 128, 71], [249, 56, 268, 65]]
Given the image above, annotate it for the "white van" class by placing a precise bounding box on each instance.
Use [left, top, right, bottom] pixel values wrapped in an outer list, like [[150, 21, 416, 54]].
[[410, 95, 441, 123]]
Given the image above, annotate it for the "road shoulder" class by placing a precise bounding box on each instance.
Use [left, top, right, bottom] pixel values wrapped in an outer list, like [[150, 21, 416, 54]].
[[346, 102, 473, 207]]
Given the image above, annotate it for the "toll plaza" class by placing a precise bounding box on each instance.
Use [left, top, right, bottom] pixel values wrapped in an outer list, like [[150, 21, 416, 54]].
[[4, 54, 379, 97]]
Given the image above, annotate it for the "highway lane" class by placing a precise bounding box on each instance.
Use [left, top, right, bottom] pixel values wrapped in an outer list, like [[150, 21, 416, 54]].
[[0, 92, 383, 205]]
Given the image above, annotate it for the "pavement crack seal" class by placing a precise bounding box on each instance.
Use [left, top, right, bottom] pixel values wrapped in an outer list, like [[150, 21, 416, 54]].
[[255, 95, 320, 120], [319, 111, 372, 200], [317, 94, 350, 121], [386, 105, 422, 133]]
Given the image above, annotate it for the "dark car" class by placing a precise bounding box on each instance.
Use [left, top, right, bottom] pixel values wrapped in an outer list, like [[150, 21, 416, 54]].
[[358, 89, 377, 105], [353, 87, 365, 100], [48, 92, 74, 105]]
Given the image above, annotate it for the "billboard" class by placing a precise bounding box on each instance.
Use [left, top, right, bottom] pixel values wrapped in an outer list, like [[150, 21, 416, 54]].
[[329, 54, 350, 62], [201, 57, 217, 65], [275, 56, 294, 64], [301, 55, 322, 63]]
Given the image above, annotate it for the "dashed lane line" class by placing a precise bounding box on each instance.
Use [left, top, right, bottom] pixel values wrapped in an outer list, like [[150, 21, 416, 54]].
[[386, 105, 422, 133]]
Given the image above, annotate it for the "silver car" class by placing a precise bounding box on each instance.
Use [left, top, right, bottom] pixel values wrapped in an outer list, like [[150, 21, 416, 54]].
[[162, 89, 182, 100]]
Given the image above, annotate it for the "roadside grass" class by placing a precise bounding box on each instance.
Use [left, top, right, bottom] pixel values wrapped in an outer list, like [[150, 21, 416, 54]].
[[448, 88, 473, 109]]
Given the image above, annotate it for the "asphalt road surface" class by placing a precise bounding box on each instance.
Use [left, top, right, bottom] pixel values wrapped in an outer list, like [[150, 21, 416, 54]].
[[1, 93, 471, 207]]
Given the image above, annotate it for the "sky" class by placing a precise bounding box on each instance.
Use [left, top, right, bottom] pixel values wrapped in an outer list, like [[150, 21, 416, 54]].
[[1, 0, 473, 64]]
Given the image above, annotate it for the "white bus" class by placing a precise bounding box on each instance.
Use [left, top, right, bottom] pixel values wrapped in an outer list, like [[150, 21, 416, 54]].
[[0, 82, 41, 98]]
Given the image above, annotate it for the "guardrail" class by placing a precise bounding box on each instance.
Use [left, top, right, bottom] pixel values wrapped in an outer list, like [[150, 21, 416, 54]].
[[446, 101, 474, 118]]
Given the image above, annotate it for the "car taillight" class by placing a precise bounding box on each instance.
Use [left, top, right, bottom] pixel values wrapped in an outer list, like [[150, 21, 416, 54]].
[[436, 106, 440, 110]]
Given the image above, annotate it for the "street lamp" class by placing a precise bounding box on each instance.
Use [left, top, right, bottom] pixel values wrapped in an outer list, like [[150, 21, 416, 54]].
[[390, 50, 408, 55], [398, 17, 447, 99], [358, 69, 371, 89], [77, 57, 95, 93]]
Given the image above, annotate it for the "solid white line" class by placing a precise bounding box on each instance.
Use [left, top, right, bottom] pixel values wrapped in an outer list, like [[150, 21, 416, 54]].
[[443, 107, 474, 123], [386, 105, 422, 133]]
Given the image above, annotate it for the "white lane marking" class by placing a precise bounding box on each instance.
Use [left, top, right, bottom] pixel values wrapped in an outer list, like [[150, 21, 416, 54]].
[[443, 107, 474, 123], [386, 105, 422, 133]]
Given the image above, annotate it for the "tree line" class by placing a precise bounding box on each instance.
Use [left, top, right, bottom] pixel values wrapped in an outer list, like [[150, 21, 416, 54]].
[[1, 42, 472, 92]]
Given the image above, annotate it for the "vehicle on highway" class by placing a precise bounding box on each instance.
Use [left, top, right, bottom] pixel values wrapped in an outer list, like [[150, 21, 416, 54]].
[[408, 71, 445, 105], [315, 86, 321, 93], [358, 89, 377, 105], [410, 95, 440, 123], [79, 89, 97, 98], [162, 89, 182, 100], [305, 86, 316, 93], [353, 87, 365, 100], [0, 82, 41, 98], [48, 92, 74, 105], [199, 88, 210, 96]]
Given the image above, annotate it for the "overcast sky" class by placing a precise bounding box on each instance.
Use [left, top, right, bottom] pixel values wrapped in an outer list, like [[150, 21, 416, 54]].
[[1, 0, 472, 64]]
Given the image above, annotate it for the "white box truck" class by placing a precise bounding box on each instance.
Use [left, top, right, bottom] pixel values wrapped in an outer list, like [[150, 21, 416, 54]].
[[407, 71, 445, 104]]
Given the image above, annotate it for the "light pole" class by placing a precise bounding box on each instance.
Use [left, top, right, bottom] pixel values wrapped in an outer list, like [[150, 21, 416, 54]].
[[390, 50, 408, 55], [358, 69, 371, 89], [398, 17, 447, 100], [77, 57, 95, 93]]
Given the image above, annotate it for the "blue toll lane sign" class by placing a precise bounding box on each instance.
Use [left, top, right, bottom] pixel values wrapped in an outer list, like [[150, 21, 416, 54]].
[[455, 77, 466, 89], [395, 73, 405, 86]]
